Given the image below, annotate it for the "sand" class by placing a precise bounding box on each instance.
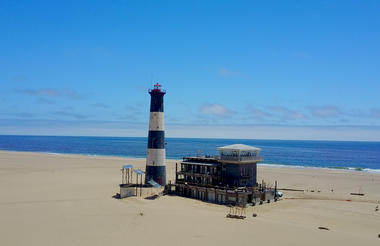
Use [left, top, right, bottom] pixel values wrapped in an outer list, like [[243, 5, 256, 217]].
[[0, 150, 379, 246]]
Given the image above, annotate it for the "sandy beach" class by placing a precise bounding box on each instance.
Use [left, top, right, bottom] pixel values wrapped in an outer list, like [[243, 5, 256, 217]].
[[0, 150, 379, 246]]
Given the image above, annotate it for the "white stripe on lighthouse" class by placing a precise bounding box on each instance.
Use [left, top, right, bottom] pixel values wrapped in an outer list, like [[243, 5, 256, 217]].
[[149, 112, 165, 131], [146, 148, 166, 166]]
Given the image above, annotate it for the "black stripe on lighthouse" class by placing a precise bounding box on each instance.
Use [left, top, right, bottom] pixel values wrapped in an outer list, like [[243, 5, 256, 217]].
[[150, 93, 164, 112], [147, 131, 165, 149]]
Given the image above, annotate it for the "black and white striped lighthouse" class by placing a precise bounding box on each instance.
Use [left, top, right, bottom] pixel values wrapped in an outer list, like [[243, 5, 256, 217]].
[[145, 83, 166, 185]]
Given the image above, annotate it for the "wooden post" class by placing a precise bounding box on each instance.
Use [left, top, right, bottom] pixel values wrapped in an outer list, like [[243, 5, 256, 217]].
[[225, 190, 227, 204], [236, 191, 238, 206], [175, 163, 178, 183], [275, 180, 277, 200], [136, 174, 138, 196]]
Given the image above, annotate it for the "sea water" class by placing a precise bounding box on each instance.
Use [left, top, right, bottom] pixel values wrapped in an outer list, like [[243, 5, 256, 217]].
[[0, 135, 379, 172]]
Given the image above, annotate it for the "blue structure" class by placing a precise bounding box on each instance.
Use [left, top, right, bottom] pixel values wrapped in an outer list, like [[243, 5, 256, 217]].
[[145, 83, 166, 185]]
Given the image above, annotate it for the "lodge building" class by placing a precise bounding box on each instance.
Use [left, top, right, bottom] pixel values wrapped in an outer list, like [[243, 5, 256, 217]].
[[167, 144, 277, 206]]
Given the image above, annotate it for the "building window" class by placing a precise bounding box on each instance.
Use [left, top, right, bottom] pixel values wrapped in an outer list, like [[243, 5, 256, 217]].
[[241, 167, 249, 176], [200, 166, 204, 174]]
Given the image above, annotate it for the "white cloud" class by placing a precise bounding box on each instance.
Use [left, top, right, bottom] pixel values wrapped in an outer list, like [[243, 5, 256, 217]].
[[1, 119, 380, 141], [19, 88, 83, 100], [310, 105, 341, 118], [200, 103, 235, 118], [52, 111, 89, 119], [218, 67, 240, 77], [247, 106, 272, 121], [269, 106, 306, 120]]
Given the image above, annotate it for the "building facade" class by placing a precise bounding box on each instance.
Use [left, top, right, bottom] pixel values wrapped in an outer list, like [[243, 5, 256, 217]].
[[168, 144, 277, 205]]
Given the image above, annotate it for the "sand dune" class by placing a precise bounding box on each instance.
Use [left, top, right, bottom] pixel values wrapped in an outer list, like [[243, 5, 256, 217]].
[[0, 150, 379, 246]]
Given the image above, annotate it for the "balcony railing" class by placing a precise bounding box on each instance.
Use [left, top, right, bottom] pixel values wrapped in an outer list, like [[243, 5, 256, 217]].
[[219, 155, 263, 162], [178, 170, 218, 177], [176, 179, 221, 188]]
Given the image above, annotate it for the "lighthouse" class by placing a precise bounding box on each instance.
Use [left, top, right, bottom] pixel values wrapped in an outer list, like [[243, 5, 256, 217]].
[[145, 83, 166, 185]]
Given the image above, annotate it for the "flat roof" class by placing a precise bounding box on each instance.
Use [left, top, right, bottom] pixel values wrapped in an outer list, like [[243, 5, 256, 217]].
[[133, 169, 145, 175], [217, 144, 261, 152]]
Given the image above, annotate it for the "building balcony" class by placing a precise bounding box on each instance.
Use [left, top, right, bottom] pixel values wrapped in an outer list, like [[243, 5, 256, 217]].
[[178, 170, 220, 177], [176, 179, 213, 186]]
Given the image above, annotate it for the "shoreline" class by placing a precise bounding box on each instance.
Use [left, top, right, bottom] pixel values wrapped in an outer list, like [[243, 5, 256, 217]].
[[1, 149, 379, 174]]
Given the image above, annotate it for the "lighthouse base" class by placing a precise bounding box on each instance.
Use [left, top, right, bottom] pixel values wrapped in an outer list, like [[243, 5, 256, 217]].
[[145, 166, 166, 186]]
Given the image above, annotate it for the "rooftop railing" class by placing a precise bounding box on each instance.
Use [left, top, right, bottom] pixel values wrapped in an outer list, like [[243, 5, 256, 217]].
[[182, 155, 263, 163], [219, 155, 263, 162]]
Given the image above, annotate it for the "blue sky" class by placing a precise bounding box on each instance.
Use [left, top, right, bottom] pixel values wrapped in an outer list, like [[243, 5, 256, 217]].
[[1, 0, 380, 140]]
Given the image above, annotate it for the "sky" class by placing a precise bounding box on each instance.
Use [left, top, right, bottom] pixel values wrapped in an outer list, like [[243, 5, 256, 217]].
[[1, 0, 380, 141]]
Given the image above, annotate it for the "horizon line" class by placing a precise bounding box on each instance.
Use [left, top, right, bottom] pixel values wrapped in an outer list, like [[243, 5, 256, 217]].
[[1, 133, 380, 143]]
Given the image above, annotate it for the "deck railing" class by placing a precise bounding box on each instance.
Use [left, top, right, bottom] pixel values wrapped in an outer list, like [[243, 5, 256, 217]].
[[219, 155, 263, 162]]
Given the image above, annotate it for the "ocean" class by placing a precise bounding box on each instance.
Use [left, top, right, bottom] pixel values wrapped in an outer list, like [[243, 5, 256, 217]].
[[0, 135, 379, 172]]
